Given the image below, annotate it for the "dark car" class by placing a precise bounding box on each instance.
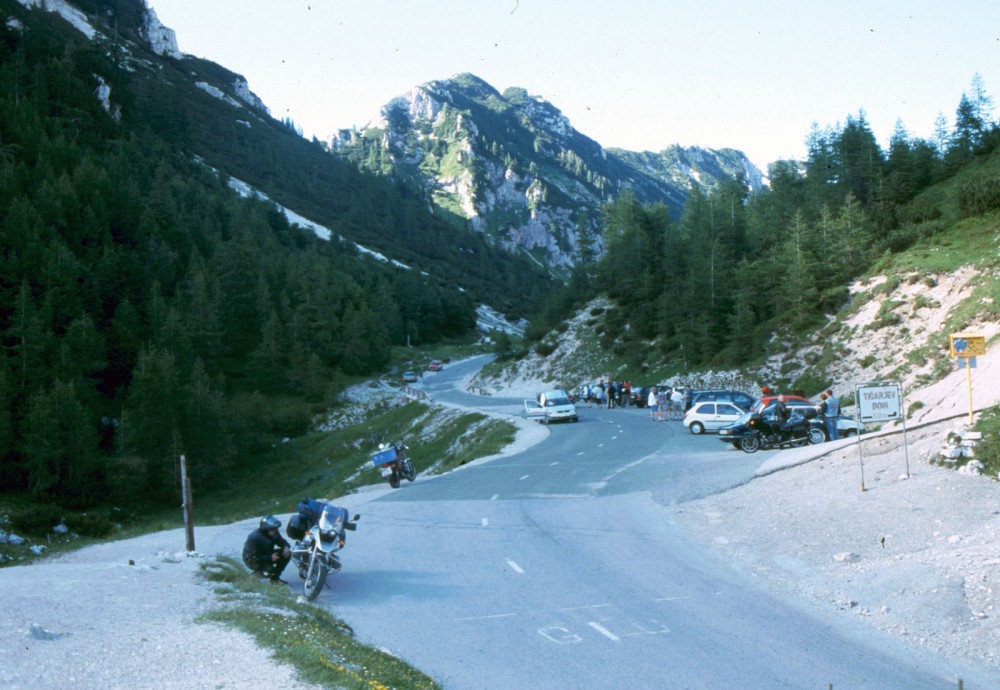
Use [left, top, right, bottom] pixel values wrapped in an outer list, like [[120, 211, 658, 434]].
[[631, 386, 652, 408], [692, 389, 756, 410]]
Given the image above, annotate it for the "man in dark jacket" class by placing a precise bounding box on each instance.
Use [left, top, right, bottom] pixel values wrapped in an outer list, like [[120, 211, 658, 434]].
[[242, 515, 291, 583]]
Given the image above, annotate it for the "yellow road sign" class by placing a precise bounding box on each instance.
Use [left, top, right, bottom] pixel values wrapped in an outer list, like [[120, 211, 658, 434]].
[[949, 332, 986, 358]]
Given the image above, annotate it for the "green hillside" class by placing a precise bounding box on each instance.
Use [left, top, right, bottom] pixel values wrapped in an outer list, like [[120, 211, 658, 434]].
[[0, 0, 549, 512]]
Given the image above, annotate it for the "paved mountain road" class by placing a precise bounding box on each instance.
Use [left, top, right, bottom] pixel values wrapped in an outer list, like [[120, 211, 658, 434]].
[[324, 361, 989, 689]]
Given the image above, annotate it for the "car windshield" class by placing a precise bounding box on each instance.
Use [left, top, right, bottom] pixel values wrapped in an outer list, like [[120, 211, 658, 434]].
[[545, 397, 570, 406]]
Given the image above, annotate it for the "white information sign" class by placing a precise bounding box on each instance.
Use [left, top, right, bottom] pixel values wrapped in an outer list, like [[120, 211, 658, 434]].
[[858, 382, 901, 423]]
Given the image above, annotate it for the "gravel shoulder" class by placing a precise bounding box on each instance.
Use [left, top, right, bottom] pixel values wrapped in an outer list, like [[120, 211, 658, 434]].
[[0, 520, 327, 690], [667, 350, 1000, 677]]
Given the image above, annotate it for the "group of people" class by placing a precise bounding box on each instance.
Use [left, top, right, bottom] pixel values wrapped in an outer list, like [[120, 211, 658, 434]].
[[769, 388, 842, 441], [580, 380, 634, 408], [646, 385, 693, 421]]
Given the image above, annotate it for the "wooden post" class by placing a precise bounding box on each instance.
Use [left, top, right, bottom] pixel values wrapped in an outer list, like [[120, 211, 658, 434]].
[[179, 454, 195, 551]]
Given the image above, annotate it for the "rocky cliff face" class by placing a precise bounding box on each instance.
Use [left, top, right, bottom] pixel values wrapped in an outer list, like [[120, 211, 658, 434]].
[[329, 73, 764, 270]]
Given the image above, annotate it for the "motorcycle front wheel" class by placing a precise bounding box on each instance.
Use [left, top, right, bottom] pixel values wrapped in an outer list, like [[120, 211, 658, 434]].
[[739, 433, 760, 453], [808, 428, 826, 445], [302, 553, 328, 601]]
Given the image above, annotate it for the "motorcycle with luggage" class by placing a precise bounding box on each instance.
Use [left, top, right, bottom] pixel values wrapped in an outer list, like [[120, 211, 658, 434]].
[[370, 441, 417, 488], [287, 498, 360, 601], [739, 407, 826, 453]]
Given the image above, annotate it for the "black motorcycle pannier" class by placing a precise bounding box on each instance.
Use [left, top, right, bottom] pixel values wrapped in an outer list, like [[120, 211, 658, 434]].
[[287, 513, 309, 541]]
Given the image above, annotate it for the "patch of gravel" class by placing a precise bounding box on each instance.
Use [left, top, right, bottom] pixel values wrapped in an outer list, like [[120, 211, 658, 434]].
[[669, 383, 1000, 673], [0, 520, 326, 690]]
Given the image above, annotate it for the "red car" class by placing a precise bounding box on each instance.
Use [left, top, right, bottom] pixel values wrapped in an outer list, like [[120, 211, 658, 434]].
[[428, 360, 443, 372]]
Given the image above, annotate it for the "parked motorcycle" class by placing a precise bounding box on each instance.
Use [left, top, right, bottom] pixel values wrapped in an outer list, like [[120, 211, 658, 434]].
[[739, 408, 826, 453], [370, 441, 417, 488], [287, 501, 359, 601]]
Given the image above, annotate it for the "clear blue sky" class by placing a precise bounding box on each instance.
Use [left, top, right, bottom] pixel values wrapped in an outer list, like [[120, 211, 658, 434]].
[[147, 0, 999, 171]]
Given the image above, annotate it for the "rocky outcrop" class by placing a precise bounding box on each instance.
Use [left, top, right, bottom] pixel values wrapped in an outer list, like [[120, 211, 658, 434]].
[[330, 73, 762, 270]]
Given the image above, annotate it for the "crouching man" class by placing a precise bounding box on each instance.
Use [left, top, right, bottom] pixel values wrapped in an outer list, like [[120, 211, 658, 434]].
[[242, 515, 291, 583]]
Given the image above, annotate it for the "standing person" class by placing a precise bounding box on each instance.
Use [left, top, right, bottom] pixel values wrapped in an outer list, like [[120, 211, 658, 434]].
[[683, 385, 694, 413], [647, 386, 659, 421], [670, 387, 684, 421], [824, 389, 840, 441], [816, 392, 828, 431], [243, 515, 291, 583], [607, 381, 616, 409], [657, 387, 667, 421]]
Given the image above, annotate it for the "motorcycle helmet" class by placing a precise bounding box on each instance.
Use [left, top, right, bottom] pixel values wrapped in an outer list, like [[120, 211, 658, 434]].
[[259, 515, 282, 532]]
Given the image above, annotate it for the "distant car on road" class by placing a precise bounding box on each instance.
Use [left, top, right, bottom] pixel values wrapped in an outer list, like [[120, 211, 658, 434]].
[[428, 360, 443, 372], [402, 371, 418, 383], [684, 401, 748, 434]]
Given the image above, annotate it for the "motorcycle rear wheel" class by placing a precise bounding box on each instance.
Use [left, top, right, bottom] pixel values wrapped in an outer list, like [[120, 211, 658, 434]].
[[302, 554, 328, 601], [389, 472, 400, 488], [739, 434, 760, 453], [808, 428, 826, 445], [403, 459, 416, 481]]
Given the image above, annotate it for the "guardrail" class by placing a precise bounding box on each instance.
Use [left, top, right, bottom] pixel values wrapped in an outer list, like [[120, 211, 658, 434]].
[[402, 385, 428, 401]]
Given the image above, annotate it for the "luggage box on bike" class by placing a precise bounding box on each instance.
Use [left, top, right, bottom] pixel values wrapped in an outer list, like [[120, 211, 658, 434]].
[[370, 446, 398, 469]]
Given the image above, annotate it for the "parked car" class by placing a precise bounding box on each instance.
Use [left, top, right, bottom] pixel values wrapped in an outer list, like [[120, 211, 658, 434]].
[[691, 389, 756, 410], [631, 385, 652, 408], [524, 390, 579, 424], [814, 415, 866, 439], [684, 401, 748, 434], [401, 371, 418, 383], [428, 360, 443, 372]]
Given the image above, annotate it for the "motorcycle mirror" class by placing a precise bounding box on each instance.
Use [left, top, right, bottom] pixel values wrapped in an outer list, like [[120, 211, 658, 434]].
[[352, 514, 361, 521]]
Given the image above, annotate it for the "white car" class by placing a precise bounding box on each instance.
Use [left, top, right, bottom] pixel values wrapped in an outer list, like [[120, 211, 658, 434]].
[[524, 390, 578, 424], [684, 401, 747, 434]]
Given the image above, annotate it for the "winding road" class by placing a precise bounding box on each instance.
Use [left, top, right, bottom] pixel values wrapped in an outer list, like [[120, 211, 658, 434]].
[[325, 357, 989, 689]]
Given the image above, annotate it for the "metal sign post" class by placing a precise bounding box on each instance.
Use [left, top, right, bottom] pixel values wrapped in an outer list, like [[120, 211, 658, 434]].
[[855, 380, 907, 490]]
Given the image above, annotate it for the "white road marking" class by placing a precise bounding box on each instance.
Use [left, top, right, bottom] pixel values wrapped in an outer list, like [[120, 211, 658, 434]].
[[506, 559, 525, 574], [549, 461, 559, 466], [519, 474, 530, 481], [481, 518, 489, 527], [587, 621, 620, 642], [557, 603, 611, 612], [455, 613, 518, 622], [490, 494, 499, 501]]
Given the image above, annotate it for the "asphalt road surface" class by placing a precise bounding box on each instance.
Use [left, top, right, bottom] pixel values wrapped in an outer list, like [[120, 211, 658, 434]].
[[325, 359, 989, 689]]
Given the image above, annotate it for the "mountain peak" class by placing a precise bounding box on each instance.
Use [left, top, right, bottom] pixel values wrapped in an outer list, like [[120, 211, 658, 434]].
[[331, 74, 762, 270]]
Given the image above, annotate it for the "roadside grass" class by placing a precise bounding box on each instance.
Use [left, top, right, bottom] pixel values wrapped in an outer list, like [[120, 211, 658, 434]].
[[198, 556, 440, 690], [173, 399, 517, 526]]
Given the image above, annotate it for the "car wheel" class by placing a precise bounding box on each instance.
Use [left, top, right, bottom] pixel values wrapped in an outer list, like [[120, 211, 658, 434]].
[[690, 421, 705, 435], [730, 442, 740, 449], [843, 429, 857, 438]]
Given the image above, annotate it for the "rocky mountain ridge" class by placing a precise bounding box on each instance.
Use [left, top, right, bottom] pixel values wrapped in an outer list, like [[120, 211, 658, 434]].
[[329, 73, 764, 270]]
